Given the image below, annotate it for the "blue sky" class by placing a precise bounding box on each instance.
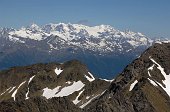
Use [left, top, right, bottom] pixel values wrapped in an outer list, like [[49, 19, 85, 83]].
[[0, 0, 170, 38]]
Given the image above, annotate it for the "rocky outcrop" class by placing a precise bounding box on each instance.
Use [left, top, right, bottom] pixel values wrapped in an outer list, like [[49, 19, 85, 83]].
[[0, 60, 110, 111], [0, 97, 81, 112], [84, 43, 170, 112]]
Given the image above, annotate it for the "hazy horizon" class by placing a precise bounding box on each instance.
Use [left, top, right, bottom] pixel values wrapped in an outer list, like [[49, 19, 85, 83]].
[[0, 0, 170, 38]]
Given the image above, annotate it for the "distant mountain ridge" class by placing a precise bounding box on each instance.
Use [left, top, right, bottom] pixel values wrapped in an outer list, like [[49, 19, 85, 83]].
[[0, 23, 169, 78], [1, 23, 152, 53]]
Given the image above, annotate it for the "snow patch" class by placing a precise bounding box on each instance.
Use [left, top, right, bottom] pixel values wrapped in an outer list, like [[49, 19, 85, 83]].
[[84, 72, 95, 82], [25, 75, 35, 100], [127, 40, 138, 47], [148, 64, 155, 71], [12, 81, 26, 101], [99, 78, 114, 82], [73, 89, 84, 104], [55, 67, 63, 75], [155, 41, 162, 44], [8, 35, 25, 43], [86, 96, 90, 99], [162, 40, 170, 43], [55, 81, 85, 97], [0, 87, 11, 96], [42, 86, 61, 99], [80, 94, 100, 108], [150, 57, 170, 97], [129, 80, 138, 91], [8, 87, 16, 93], [148, 78, 157, 86], [148, 64, 155, 77], [66, 81, 72, 84], [100, 90, 107, 96], [42, 81, 85, 99]]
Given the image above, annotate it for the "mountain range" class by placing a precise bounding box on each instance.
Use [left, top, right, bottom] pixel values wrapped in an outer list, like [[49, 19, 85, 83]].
[[0, 42, 170, 112], [1, 23, 167, 79]]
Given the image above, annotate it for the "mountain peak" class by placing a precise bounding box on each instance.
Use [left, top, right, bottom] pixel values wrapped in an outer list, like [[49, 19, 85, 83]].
[[84, 43, 170, 112], [0, 60, 110, 109], [27, 23, 41, 31]]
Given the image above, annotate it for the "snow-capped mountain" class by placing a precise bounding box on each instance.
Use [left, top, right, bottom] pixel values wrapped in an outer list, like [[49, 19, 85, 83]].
[[4, 23, 152, 53], [0, 23, 160, 78]]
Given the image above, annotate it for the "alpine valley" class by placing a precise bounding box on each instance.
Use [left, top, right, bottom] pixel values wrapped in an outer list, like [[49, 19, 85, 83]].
[[0, 42, 170, 112], [0, 23, 165, 79]]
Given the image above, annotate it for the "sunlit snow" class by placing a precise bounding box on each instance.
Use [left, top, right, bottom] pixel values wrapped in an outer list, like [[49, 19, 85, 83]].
[[55, 67, 63, 75], [99, 78, 114, 82], [7, 23, 150, 53], [55, 81, 85, 97], [84, 72, 95, 82], [150, 57, 170, 97], [148, 64, 155, 77], [8, 87, 16, 93], [129, 80, 138, 91], [9, 28, 45, 41], [148, 78, 157, 86], [42, 86, 61, 99], [73, 89, 84, 104], [42, 81, 85, 99], [0, 87, 11, 96], [12, 81, 26, 101], [25, 75, 35, 100], [80, 94, 100, 108]]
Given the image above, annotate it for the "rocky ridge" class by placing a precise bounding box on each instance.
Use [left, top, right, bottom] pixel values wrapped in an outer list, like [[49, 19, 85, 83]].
[[0, 60, 111, 111], [84, 42, 170, 112]]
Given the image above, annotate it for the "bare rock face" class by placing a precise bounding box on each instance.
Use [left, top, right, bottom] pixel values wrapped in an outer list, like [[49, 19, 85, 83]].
[[0, 60, 110, 112], [83, 43, 170, 112], [0, 97, 81, 112]]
